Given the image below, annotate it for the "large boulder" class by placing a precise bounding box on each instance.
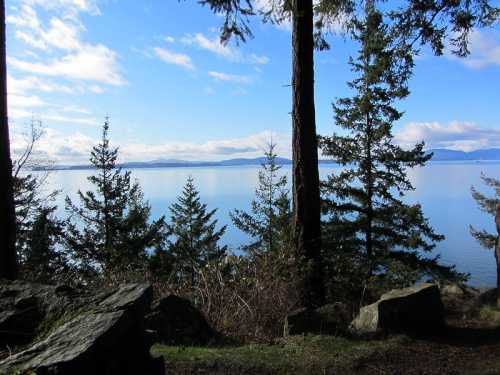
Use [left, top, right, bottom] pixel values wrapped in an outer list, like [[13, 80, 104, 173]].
[[145, 295, 215, 345], [0, 281, 81, 348], [285, 302, 352, 336], [0, 282, 163, 375], [350, 283, 444, 335]]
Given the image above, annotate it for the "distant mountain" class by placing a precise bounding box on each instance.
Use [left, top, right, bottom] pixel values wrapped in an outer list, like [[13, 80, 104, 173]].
[[219, 157, 292, 166], [42, 157, 293, 171], [147, 158, 193, 164], [428, 148, 500, 161], [38, 149, 500, 171]]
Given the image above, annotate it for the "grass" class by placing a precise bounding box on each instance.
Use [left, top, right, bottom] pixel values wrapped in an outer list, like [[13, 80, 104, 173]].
[[478, 306, 500, 327], [151, 335, 406, 374]]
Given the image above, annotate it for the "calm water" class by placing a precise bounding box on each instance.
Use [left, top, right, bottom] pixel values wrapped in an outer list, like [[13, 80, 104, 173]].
[[42, 162, 500, 287]]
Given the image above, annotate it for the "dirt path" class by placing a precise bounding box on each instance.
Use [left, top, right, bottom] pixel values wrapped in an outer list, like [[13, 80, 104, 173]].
[[355, 319, 500, 375]]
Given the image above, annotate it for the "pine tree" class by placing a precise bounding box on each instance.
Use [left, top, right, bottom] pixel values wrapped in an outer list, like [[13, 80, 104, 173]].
[[470, 174, 500, 307], [166, 177, 227, 284], [65, 118, 164, 275], [13, 120, 59, 262], [231, 143, 292, 257], [320, 4, 460, 289], [198, 0, 497, 310], [21, 206, 66, 282]]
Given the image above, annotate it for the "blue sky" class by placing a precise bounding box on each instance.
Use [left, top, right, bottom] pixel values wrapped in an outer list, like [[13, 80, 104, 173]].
[[5, 0, 500, 164]]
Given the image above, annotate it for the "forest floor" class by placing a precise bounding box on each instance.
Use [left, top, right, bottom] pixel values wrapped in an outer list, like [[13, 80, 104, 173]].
[[152, 302, 500, 374]]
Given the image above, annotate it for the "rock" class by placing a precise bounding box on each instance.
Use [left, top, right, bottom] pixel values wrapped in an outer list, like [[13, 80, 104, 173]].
[[0, 282, 164, 375], [285, 302, 352, 336], [441, 284, 465, 297], [440, 283, 480, 317], [350, 283, 444, 335], [145, 295, 215, 345]]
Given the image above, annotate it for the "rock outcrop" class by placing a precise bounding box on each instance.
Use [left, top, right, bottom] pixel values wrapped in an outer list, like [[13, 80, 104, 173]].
[[0, 281, 163, 375], [145, 295, 215, 345], [350, 283, 444, 335]]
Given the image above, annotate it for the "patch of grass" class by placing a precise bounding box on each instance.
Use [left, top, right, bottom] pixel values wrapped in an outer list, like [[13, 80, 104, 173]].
[[478, 306, 500, 327], [152, 335, 406, 374]]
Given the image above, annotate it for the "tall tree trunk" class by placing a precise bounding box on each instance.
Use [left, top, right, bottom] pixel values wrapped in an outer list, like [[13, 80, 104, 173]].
[[495, 204, 500, 307], [291, 0, 324, 309], [0, 0, 18, 280]]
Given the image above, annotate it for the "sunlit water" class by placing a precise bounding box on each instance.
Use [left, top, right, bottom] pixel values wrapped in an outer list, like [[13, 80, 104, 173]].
[[40, 161, 500, 287]]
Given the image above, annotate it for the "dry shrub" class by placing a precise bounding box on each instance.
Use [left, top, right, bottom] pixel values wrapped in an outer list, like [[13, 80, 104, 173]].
[[151, 248, 300, 343]]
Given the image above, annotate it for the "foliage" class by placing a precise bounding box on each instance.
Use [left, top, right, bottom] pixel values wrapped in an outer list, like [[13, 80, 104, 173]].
[[319, 5, 465, 297], [230, 143, 292, 257], [64, 118, 164, 276], [20, 206, 67, 283], [197, 0, 498, 54], [152, 246, 299, 342], [470, 173, 500, 250], [11, 119, 65, 282], [154, 177, 227, 284]]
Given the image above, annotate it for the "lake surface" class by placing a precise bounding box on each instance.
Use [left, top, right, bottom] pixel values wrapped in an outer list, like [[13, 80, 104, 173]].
[[42, 162, 500, 287]]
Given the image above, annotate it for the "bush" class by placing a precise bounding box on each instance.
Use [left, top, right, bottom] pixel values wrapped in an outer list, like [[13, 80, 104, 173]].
[[151, 248, 299, 342]]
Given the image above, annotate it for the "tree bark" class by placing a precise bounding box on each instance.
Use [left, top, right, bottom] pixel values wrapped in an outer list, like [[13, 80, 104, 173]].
[[495, 203, 500, 307], [0, 0, 18, 280], [291, 0, 324, 308]]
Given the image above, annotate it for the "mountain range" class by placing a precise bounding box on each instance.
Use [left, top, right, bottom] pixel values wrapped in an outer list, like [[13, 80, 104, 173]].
[[41, 148, 500, 171]]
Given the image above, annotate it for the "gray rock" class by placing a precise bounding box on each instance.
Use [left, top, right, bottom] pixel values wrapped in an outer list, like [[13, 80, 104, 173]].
[[350, 283, 445, 335], [0, 282, 164, 375], [145, 295, 215, 345]]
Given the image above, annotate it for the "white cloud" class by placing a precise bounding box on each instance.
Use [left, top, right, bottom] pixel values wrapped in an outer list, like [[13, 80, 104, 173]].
[[248, 53, 269, 65], [164, 36, 175, 43], [208, 71, 253, 84], [6, 4, 41, 29], [154, 47, 195, 70], [7, 0, 125, 86], [11, 127, 97, 164], [447, 29, 500, 69], [181, 32, 269, 65], [9, 44, 126, 86], [10, 128, 292, 164], [394, 121, 500, 151], [8, 75, 75, 94], [182, 33, 239, 60], [25, 0, 100, 16], [15, 30, 48, 49], [10, 94, 46, 108]]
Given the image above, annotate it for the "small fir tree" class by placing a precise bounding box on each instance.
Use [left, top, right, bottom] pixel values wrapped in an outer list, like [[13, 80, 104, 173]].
[[12, 119, 63, 281], [320, 4, 462, 290], [65, 118, 164, 275], [470, 174, 500, 307], [21, 206, 67, 282], [166, 177, 227, 284], [230, 142, 292, 257]]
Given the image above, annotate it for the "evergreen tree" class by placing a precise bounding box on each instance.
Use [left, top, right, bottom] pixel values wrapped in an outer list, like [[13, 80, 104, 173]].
[[470, 174, 500, 307], [231, 143, 292, 257], [166, 177, 227, 284], [65, 118, 164, 275], [13, 120, 59, 257], [21, 206, 66, 282], [198, 0, 497, 310], [320, 4, 461, 289]]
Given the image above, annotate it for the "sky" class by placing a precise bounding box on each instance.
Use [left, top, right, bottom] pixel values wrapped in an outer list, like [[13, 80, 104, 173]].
[[5, 0, 500, 164]]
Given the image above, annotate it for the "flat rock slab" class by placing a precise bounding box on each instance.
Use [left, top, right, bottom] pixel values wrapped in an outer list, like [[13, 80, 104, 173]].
[[0, 283, 163, 375], [350, 283, 445, 335]]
